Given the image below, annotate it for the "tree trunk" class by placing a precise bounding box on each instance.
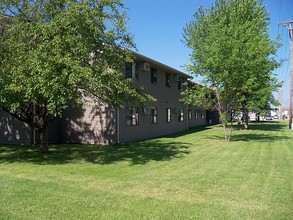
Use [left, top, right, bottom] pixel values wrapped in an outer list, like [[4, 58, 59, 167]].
[[228, 120, 233, 141], [223, 122, 228, 141], [219, 110, 232, 142], [222, 122, 232, 142], [243, 109, 249, 129], [39, 128, 49, 154]]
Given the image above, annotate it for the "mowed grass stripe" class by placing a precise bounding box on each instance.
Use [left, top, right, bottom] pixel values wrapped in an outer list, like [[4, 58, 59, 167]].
[[0, 121, 292, 219]]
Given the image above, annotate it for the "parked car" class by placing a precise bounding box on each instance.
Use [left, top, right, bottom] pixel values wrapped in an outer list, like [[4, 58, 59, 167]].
[[265, 116, 273, 121], [273, 115, 279, 119]]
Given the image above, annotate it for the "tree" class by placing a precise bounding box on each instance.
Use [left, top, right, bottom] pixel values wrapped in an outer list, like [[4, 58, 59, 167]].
[[239, 75, 280, 128], [182, 0, 279, 141], [0, 0, 155, 153]]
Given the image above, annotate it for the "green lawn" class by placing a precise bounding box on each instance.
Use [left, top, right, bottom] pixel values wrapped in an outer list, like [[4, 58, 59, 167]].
[[0, 121, 292, 219]]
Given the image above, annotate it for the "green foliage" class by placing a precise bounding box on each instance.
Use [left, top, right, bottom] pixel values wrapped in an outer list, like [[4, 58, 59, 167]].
[[183, 0, 280, 139], [0, 0, 154, 152], [181, 81, 216, 111]]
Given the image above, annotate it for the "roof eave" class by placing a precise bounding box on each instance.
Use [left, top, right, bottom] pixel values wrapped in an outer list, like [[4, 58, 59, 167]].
[[132, 51, 192, 79]]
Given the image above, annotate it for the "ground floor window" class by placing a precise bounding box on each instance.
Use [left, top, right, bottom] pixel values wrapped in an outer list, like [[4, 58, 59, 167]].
[[195, 110, 198, 119], [178, 108, 184, 122], [126, 107, 139, 126], [166, 108, 171, 123], [201, 110, 205, 119], [151, 108, 158, 124], [188, 110, 192, 120]]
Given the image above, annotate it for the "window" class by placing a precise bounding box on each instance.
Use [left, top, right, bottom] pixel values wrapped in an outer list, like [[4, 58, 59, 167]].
[[195, 110, 198, 119], [166, 108, 171, 123], [125, 62, 139, 79], [178, 79, 182, 90], [201, 110, 205, 119], [165, 73, 171, 87], [188, 110, 192, 120], [178, 78, 186, 91], [151, 68, 157, 84], [151, 108, 158, 124], [126, 107, 139, 126], [178, 108, 184, 122]]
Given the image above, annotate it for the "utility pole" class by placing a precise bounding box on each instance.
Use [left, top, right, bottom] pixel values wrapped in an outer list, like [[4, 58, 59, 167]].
[[279, 20, 293, 129], [279, 82, 282, 119]]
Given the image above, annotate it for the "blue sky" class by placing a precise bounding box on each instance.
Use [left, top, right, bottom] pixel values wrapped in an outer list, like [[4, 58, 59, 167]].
[[122, 0, 293, 106]]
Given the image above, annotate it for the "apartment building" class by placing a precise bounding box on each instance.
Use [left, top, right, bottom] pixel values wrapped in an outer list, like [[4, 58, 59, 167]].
[[117, 53, 207, 143], [0, 53, 218, 145]]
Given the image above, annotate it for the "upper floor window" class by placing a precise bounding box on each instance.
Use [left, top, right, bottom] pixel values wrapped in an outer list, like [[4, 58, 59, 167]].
[[151, 108, 158, 124], [166, 108, 171, 123], [126, 107, 139, 126], [125, 62, 139, 80], [165, 73, 171, 87], [178, 79, 182, 90], [151, 68, 157, 84], [177, 77, 187, 91]]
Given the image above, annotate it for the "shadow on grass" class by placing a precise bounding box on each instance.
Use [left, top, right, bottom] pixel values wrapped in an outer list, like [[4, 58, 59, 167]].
[[0, 140, 190, 165], [231, 133, 292, 142], [206, 133, 291, 142], [209, 121, 291, 142], [167, 125, 213, 138], [205, 121, 293, 142], [245, 120, 287, 131]]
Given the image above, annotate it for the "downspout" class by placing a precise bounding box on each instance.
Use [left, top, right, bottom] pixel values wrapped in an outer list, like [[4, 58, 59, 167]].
[[116, 107, 120, 144], [186, 104, 189, 130], [33, 104, 36, 145]]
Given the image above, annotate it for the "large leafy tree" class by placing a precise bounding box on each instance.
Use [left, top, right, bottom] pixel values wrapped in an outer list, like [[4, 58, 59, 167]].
[[182, 0, 279, 141], [0, 0, 154, 153]]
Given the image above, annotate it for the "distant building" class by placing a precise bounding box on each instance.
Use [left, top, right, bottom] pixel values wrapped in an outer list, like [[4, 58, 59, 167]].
[[281, 106, 291, 119]]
